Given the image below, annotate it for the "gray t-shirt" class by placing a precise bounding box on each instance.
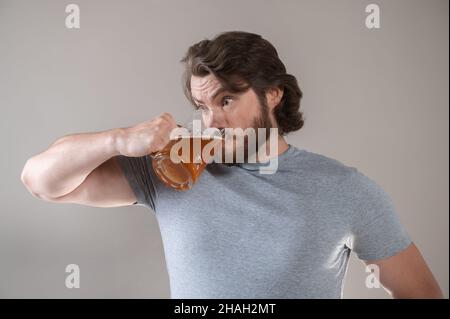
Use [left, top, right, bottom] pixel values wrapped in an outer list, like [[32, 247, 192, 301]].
[[115, 144, 411, 298]]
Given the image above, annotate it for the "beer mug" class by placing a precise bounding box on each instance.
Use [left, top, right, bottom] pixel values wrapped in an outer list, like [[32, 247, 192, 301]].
[[150, 112, 224, 191]]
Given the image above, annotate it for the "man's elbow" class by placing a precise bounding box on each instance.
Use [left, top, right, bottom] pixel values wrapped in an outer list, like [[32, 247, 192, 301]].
[[21, 159, 54, 200]]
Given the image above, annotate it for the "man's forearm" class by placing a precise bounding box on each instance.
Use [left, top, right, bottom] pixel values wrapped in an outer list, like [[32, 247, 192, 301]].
[[21, 128, 123, 198]]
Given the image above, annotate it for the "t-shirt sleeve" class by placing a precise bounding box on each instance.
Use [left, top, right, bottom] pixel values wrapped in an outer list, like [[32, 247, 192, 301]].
[[345, 168, 412, 261], [114, 155, 157, 211]]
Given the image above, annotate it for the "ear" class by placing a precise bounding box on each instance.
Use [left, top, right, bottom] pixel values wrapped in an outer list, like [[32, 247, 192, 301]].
[[265, 87, 284, 110]]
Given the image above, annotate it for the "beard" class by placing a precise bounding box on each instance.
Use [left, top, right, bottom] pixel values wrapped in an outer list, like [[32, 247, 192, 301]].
[[220, 103, 275, 165]]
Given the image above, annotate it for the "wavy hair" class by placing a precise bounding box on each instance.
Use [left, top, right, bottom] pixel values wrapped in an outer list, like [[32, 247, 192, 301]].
[[180, 31, 304, 135]]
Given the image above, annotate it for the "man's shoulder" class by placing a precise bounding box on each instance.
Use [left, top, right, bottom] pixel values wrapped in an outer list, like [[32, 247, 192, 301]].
[[300, 150, 390, 206], [287, 146, 356, 179], [289, 148, 392, 211]]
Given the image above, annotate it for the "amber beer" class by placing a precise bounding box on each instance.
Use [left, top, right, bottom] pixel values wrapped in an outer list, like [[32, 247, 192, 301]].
[[151, 135, 223, 191]]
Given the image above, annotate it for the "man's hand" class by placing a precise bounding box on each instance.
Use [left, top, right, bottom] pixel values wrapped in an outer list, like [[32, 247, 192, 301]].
[[115, 112, 178, 157]]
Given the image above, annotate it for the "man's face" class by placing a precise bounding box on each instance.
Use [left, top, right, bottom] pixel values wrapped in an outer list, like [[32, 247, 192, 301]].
[[190, 74, 273, 162]]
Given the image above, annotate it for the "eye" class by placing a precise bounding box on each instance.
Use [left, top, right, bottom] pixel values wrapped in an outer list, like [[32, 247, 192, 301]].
[[222, 96, 234, 107], [196, 104, 208, 112]]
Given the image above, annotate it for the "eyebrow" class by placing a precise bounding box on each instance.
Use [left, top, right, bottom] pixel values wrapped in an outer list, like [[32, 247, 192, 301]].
[[192, 87, 228, 105]]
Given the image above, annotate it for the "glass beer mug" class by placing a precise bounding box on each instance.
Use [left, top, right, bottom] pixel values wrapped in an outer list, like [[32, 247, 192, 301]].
[[150, 112, 223, 191]]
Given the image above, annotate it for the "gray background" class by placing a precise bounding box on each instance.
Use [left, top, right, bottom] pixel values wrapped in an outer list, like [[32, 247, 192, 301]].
[[0, 0, 448, 298]]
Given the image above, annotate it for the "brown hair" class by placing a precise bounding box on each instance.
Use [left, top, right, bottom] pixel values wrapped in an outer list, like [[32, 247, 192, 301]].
[[180, 31, 304, 135]]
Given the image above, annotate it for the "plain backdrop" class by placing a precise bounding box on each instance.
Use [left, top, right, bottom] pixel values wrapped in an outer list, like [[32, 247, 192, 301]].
[[0, 0, 448, 298]]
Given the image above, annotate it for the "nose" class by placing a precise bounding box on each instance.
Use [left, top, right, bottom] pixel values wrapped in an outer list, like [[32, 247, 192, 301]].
[[204, 108, 226, 130]]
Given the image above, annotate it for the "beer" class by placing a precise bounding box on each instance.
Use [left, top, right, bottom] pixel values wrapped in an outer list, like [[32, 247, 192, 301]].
[[151, 135, 223, 191]]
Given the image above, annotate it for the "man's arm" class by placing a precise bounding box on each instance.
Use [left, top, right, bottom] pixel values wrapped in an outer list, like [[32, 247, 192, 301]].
[[365, 243, 444, 298], [20, 113, 177, 207], [29, 156, 137, 207]]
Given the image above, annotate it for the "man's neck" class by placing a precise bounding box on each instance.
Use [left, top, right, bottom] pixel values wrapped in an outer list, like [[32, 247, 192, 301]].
[[255, 135, 289, 163]]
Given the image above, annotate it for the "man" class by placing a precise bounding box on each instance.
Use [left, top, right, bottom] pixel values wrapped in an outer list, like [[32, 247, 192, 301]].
[[21, 31, 443, 298]]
